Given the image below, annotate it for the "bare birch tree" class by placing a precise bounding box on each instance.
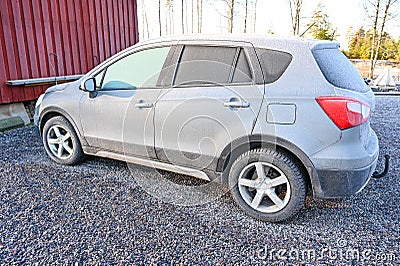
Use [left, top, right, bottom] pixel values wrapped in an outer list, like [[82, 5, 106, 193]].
[[181, 0, 185, 33], [192, 0, 195, 33], [253, 0, 258, 33], [228, 0, 235, 32], [197, 0, 203, 33], [365, 0, 399, 78], [158, 0, 162, 36], [140, 0, 150, 39], [221, 0, 235, 33], [244, 0, 248, 33], [211, 0, 235, 32], [185, 0, 189, 33], [170, 1, 175, 34], [289, 0, 302, 36], [165, 0, 170, 35]]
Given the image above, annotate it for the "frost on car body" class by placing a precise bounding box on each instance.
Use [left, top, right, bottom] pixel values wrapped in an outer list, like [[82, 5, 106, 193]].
[[34, 35, 381, 222]]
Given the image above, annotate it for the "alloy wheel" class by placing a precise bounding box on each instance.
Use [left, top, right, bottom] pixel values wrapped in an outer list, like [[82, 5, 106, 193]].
[[238, 162, 291, 213], [46, 125, 74, 160]]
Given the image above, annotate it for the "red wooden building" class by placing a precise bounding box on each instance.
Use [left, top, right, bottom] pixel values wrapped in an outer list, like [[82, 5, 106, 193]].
[[0, 0, 139, 105]]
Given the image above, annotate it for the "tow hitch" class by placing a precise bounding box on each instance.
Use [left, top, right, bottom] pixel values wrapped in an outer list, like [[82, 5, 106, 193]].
[[372, 155, 390, 179]]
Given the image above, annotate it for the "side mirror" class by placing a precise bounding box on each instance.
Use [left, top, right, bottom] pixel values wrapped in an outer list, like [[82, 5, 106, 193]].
[[80, 78, 97, 98], [80, 78, 96, 92]]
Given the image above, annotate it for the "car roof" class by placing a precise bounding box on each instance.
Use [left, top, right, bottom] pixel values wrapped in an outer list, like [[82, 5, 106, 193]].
[[135, 34, 340, 51], [86, 34, 340, 78]]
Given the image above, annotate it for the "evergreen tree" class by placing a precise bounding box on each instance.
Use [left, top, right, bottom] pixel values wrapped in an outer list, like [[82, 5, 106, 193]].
[[347, 27, 399, 61], [307, 3, 337, 41]]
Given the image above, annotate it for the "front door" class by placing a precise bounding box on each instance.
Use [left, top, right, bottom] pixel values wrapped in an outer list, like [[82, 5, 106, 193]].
[[80, 46, 172, 158]]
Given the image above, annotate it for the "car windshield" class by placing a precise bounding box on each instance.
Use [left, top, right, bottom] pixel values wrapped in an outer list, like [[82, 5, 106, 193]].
[[313, 48, 369, 93]]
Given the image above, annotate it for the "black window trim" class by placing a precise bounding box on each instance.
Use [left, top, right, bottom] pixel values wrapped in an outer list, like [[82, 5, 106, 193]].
[[94, 69, 106, 90], [229, 47, 255, 85], [92, 45, 174, 91], [171, 44, 256, 88], [227, 47, 240, 83]]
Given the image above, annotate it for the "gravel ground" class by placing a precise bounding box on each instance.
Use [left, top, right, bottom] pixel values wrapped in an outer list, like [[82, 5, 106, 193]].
[[0, 96, 399, 265]]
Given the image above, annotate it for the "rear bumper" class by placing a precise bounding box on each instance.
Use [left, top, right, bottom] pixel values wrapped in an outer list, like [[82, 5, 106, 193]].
[[310, 128, 379, 198], [315, 156, 378, 198]]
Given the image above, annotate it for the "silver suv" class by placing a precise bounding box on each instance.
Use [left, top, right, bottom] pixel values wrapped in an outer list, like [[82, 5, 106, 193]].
[[34, 35, 379, 222]]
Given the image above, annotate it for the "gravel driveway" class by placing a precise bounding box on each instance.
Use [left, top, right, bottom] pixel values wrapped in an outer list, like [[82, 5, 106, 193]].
[[0, 96, 399, 265]]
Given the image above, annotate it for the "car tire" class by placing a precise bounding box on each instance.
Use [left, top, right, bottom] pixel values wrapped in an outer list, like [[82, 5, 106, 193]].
[[228, 148, 306, 222], [42, 116, 84, 165]]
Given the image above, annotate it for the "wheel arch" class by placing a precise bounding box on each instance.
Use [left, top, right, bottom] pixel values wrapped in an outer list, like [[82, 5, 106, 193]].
[[217, 134, 322, 197], [39, 106, 88, 147]]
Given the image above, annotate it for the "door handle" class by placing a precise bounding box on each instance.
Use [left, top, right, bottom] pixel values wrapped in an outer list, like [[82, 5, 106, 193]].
[[224, 98, 250, 108], [135, 101, 154, 109]]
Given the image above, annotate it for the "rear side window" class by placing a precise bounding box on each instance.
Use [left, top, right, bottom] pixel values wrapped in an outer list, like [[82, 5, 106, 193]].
[[313, 48, 369, 93], [255, 48, 292, 84], [174, 45, 236, 86]]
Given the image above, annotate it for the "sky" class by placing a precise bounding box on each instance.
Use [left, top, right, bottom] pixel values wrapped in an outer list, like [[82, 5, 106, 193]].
[[138, 0, 400, 50]]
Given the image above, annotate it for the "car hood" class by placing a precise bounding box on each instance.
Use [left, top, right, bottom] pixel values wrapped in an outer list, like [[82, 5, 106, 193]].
[[45, 79, 82, 94]]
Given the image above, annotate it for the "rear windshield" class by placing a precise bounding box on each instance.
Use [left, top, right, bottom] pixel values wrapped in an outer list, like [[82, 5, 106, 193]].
[[313, 48, 369, 93]]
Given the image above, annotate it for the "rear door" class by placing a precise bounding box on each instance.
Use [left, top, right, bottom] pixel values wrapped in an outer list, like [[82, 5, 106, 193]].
[[153, 41, 264, 171]]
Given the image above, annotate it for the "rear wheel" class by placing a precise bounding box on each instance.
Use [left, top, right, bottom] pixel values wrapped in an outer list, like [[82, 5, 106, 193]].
[[229, 148, 306, 222], [42, 116, 83, 165]]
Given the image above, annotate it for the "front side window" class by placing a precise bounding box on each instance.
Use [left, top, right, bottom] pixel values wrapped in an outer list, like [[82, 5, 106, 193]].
[[100, 46, 170, 90]]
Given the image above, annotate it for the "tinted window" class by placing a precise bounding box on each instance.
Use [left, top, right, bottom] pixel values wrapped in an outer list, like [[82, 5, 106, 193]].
[[313, 48, 369, 93], [174, 46, 236, 86], [255, 48, 292, 84], [101, 47, 170, 90], [232, 48, 253, 83]]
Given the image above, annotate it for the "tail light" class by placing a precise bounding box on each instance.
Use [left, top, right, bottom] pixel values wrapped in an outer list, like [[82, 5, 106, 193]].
[[316, 97, 370, 130]]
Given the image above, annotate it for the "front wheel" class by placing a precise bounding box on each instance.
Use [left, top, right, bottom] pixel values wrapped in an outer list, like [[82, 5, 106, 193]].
[[42, 116, 83, 165], [228, 148, 306, 222]]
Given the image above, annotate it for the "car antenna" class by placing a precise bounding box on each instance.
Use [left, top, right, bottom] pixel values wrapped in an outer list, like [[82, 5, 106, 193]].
[[49, 52, 60, 85], [299, 22, 316, 38]]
